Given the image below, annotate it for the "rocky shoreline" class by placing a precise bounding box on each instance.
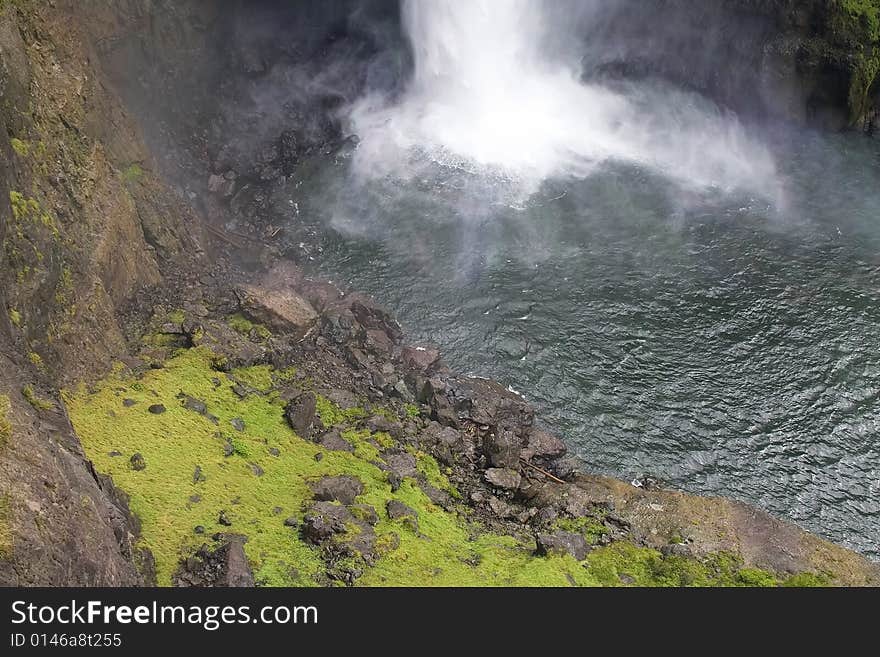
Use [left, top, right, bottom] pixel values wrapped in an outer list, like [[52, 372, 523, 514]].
[[66, 258, 879, 586]]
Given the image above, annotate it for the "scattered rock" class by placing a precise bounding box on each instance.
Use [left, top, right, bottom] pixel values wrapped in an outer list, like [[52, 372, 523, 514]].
[[230, 417, 246, 432], [283, 517, 299, 529], [317, 430, 354, 453], [218, 510, 233, 527], [419, 481, 452, 509], [536, 532, 590, 561], [285, 392, 317, 437], [488, 496, 517, 519], [483, 426, 524, 469], [181, 396, 207, 415], [386, 501, 419, 533], [522, 429, 567, 462], [401, 345, 441, 373], [222, 439, 234, 458], [189, 495, 202, 504], [314, 452, 324, 462], [130, 453, 146, 471], [301, 501, 352, 544], [661, 543, 693, 558], [147, 404, 166, 415], [122, 399, 137, 408], [485, 467, 522, 490], [174, 537, 254, 588], [231, 384, 248, 399], [108, 450, 123, 457], [268, 447, 280, 457], [366, 415, 403, 438], [249, 463, 264, 477], [382, 449, 418, 479], [387, 472, 402, 492], [309, 475, 364, 505], [194, 526, 205, 535], [192, 466, 206, 484], [386, 500, 418, 522], [272, 507, 284, 516]]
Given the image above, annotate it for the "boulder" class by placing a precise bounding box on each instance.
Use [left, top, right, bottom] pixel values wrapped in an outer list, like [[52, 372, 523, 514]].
[[309, 475, 364, 505], [483, 425, 524, 469], [485, 467, 522, 491], [181, 396, 207, 415], [536, 531, 590, 561], [522, 429, 567, 462], [317, 430, 354, 453], [173, 537, 254, 587], [381, 449, 418, 479], [130, 453, 146, 471], [301, 502, 352, 544], [285, 392, 317, 437], [236, 275, 318, 336], [401, 345, 441, 373], [386, 500, 418, 520]]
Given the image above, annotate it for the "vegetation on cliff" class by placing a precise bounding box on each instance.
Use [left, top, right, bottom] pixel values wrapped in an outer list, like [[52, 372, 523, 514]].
[[831, 0, 880, 122]]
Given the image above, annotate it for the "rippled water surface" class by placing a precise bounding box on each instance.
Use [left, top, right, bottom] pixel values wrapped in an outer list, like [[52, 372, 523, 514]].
[[281, 128, 880, 559]]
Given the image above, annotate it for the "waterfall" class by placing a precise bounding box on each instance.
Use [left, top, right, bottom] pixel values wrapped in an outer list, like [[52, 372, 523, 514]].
[[349, 0, 779, 200]]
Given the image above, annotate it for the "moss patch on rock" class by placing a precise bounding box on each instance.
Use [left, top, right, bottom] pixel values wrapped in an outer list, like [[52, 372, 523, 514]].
[[0, 494, 12, 560], [0, 395, 11, 449], [65, 345, 830, 587]]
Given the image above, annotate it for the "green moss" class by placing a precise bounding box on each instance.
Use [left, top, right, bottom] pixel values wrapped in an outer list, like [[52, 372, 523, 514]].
[[167, 310, 186, 325], [827, 0, 880, 122], [8, 309, 21, 327], [27, 351, 44, 369], [65, 345, 835, 588], [230, 436, 252, 458], [404, 403, 421, 419], [228, 314, 272, 342], [0, 494, 12, 560], [834, 0, 880, 43], [21, 385, 53, 412], [0, 395, 11, 449], [553, 515, 610, 545], [782, 572, 831, 587], [409, 447, 461, 499], [8, 191, 59, 239], [121, 164, 144, 183], [231, 365, 275, 394], [315, 395, 367, 427], [10, 138, 29, 157]]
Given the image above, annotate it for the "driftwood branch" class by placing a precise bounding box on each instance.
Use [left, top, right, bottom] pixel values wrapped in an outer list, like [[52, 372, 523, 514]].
[[520, 458, 566, 485]]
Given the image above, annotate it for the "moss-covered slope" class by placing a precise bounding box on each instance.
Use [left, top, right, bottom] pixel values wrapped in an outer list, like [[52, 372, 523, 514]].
[[65, 334, 832, 587]]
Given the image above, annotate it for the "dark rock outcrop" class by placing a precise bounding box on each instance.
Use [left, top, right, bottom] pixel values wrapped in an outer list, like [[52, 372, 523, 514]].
[[309, 475, 365, 506], [174, 537, 255, 587]]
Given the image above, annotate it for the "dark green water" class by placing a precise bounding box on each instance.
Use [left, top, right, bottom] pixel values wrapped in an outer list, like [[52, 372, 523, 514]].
[[277, 127, 880, 559]]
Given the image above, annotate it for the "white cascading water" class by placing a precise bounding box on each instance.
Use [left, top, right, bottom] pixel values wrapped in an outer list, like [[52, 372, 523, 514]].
[[349, 0, 780, 200]]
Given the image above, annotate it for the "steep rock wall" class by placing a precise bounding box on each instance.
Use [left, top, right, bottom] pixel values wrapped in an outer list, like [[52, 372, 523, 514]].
[[0, 0, 204, 584]]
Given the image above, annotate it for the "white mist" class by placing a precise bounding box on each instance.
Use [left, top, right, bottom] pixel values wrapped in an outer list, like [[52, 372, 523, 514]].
[[348, 0, 779, 199]]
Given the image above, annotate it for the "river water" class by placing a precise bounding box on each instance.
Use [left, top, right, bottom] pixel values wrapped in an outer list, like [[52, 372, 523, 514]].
[[276, 125, 880, 560]]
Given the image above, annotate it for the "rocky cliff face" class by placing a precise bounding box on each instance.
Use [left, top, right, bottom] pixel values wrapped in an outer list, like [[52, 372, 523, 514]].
[[0, 0, 204, 585]]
